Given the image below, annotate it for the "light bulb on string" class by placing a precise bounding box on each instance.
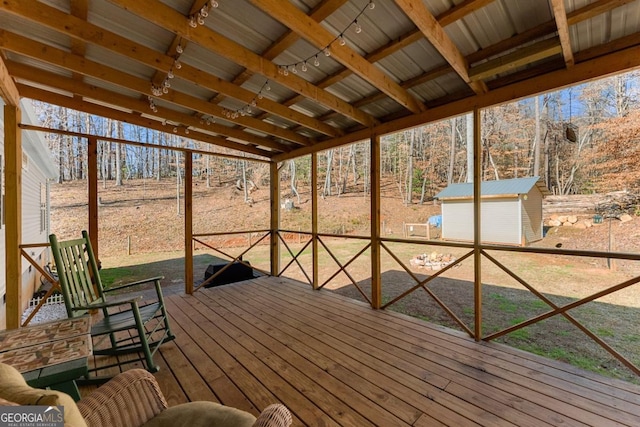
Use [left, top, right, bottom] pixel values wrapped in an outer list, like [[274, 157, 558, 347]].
[[211, 0, 218, 7], [176, 44, 183, 54], [274, 1, 375, 77]]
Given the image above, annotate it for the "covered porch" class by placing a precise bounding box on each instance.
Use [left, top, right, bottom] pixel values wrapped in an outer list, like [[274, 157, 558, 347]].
[[120, 275, 640, 427]]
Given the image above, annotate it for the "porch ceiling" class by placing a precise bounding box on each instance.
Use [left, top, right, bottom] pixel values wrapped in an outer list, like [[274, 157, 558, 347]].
[[1, 0, 640, 161]]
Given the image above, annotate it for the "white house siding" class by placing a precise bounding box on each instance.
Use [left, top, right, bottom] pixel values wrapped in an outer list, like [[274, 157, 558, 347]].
[[0, 100, 57, 329], [0, 139, 4, 329], [441, 198, 521, 245], [21, 157, 51, 303]]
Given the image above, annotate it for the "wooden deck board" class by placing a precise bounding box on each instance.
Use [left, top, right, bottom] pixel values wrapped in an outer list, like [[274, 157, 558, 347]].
[[98, 276, 640, 427]]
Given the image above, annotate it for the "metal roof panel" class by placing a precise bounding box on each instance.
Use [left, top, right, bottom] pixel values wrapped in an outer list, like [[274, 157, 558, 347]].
[[435, 177, 550, 199]]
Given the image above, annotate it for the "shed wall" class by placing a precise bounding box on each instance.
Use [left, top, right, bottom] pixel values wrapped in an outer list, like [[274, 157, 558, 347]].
[[441, 197, 522, 245], [522, 189, 543, 244]]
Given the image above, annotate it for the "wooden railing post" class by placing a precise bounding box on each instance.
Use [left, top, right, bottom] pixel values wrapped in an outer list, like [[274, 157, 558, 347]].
[[370, 132, 381, 309], [473, 108, 483, 341], [185, 153, 193, 294], [4, 104, 22, 329], [270, 161, 280, 276], [88, 137, 99, 259], [312, 153, 319, 289]]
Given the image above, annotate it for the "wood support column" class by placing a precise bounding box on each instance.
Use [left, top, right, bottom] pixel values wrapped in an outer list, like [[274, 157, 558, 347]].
[[311, 153, 319, 289], [4, 105, 21, 329], [473, 108, 483, 340], [185, 153, 193, 294], [270, 161, 280, 276], [87, 137, 98, 259], [370, 133, 382, 309]]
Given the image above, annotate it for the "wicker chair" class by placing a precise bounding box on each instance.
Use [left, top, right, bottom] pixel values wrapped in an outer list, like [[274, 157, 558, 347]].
[[0, 363, 292, 427]]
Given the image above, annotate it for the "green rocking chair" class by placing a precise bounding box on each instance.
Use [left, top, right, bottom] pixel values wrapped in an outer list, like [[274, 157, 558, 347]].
[[49, 230, 175, 375]]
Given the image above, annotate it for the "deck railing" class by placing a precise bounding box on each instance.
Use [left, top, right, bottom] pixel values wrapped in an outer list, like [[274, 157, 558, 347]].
[[19, 243, 60, 327], [190, 229, 640, 378]]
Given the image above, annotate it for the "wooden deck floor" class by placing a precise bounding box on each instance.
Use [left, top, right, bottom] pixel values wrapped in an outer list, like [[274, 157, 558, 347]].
[[127, 276, 640, 426]]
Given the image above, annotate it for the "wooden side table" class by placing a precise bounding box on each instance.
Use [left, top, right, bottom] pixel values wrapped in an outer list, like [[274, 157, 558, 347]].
[[0, 317, 92, 401]]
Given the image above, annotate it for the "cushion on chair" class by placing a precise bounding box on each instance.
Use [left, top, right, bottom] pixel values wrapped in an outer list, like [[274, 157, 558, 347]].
[[140, 401, 257, 427], [0, 363, 87, 427]]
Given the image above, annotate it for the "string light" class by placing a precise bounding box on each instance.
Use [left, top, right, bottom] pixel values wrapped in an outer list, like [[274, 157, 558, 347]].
[[275, 0, 374, 74], [223, 80, 271, 120], [150, 1, 219, 103], [189, 0, 218, 28], [150, 40, 183, 96]]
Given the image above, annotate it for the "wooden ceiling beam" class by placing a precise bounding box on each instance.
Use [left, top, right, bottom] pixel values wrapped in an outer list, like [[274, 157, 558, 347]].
[[7, 60, 290, 153], [0, 54, 20, 106], [0, 0, 339, 139], [275, 41, 640, 162], [437, 0, 495, 27], [0, 30, 307, 147], [219, 0, 348, 100], [394, 0, 487, 95], [467, 0, 632, 66], [318, 0, 629, 117], [69, 0, 88, 88], [262, 0, 349, 62], [270, 2, 484, 120], [245, 0, 426, 114], [469, 37, 562, 81], [17, 84, 273, 158], [550, 0, 575, 67], [108, 0, 377, 128], [567, 0, 637, 25]]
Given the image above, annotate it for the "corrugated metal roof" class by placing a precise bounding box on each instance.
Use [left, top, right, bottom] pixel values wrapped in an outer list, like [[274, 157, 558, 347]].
[[435, 177, 550, 199], [1, 0, 639, 159]]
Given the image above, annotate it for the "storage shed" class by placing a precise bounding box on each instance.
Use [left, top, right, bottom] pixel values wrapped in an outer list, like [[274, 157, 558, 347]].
[[434, 177, 550, 246]]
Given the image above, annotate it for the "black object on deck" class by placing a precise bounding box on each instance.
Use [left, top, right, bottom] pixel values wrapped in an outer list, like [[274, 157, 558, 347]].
[[204, 261, 254, 287]]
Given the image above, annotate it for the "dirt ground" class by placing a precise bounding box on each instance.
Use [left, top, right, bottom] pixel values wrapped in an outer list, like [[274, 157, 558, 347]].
[[50, 179, 640, 383]]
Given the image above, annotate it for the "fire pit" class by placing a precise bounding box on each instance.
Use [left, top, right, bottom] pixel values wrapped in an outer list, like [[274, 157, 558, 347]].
[[409, 252, 456, 271]]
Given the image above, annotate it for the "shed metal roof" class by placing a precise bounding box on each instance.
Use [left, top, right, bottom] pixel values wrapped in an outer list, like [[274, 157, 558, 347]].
[[434, 177, 550, 200]]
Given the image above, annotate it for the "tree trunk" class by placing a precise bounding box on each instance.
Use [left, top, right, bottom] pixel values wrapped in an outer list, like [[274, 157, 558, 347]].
[[466, 113, 473, 183], [533, 95, 541, 176], [322, 149, 333, 197], [405, 128, 415, 205], [115, 123, 123, 186], [290, 160, 300, 203], [447, 117, 456, 184]]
